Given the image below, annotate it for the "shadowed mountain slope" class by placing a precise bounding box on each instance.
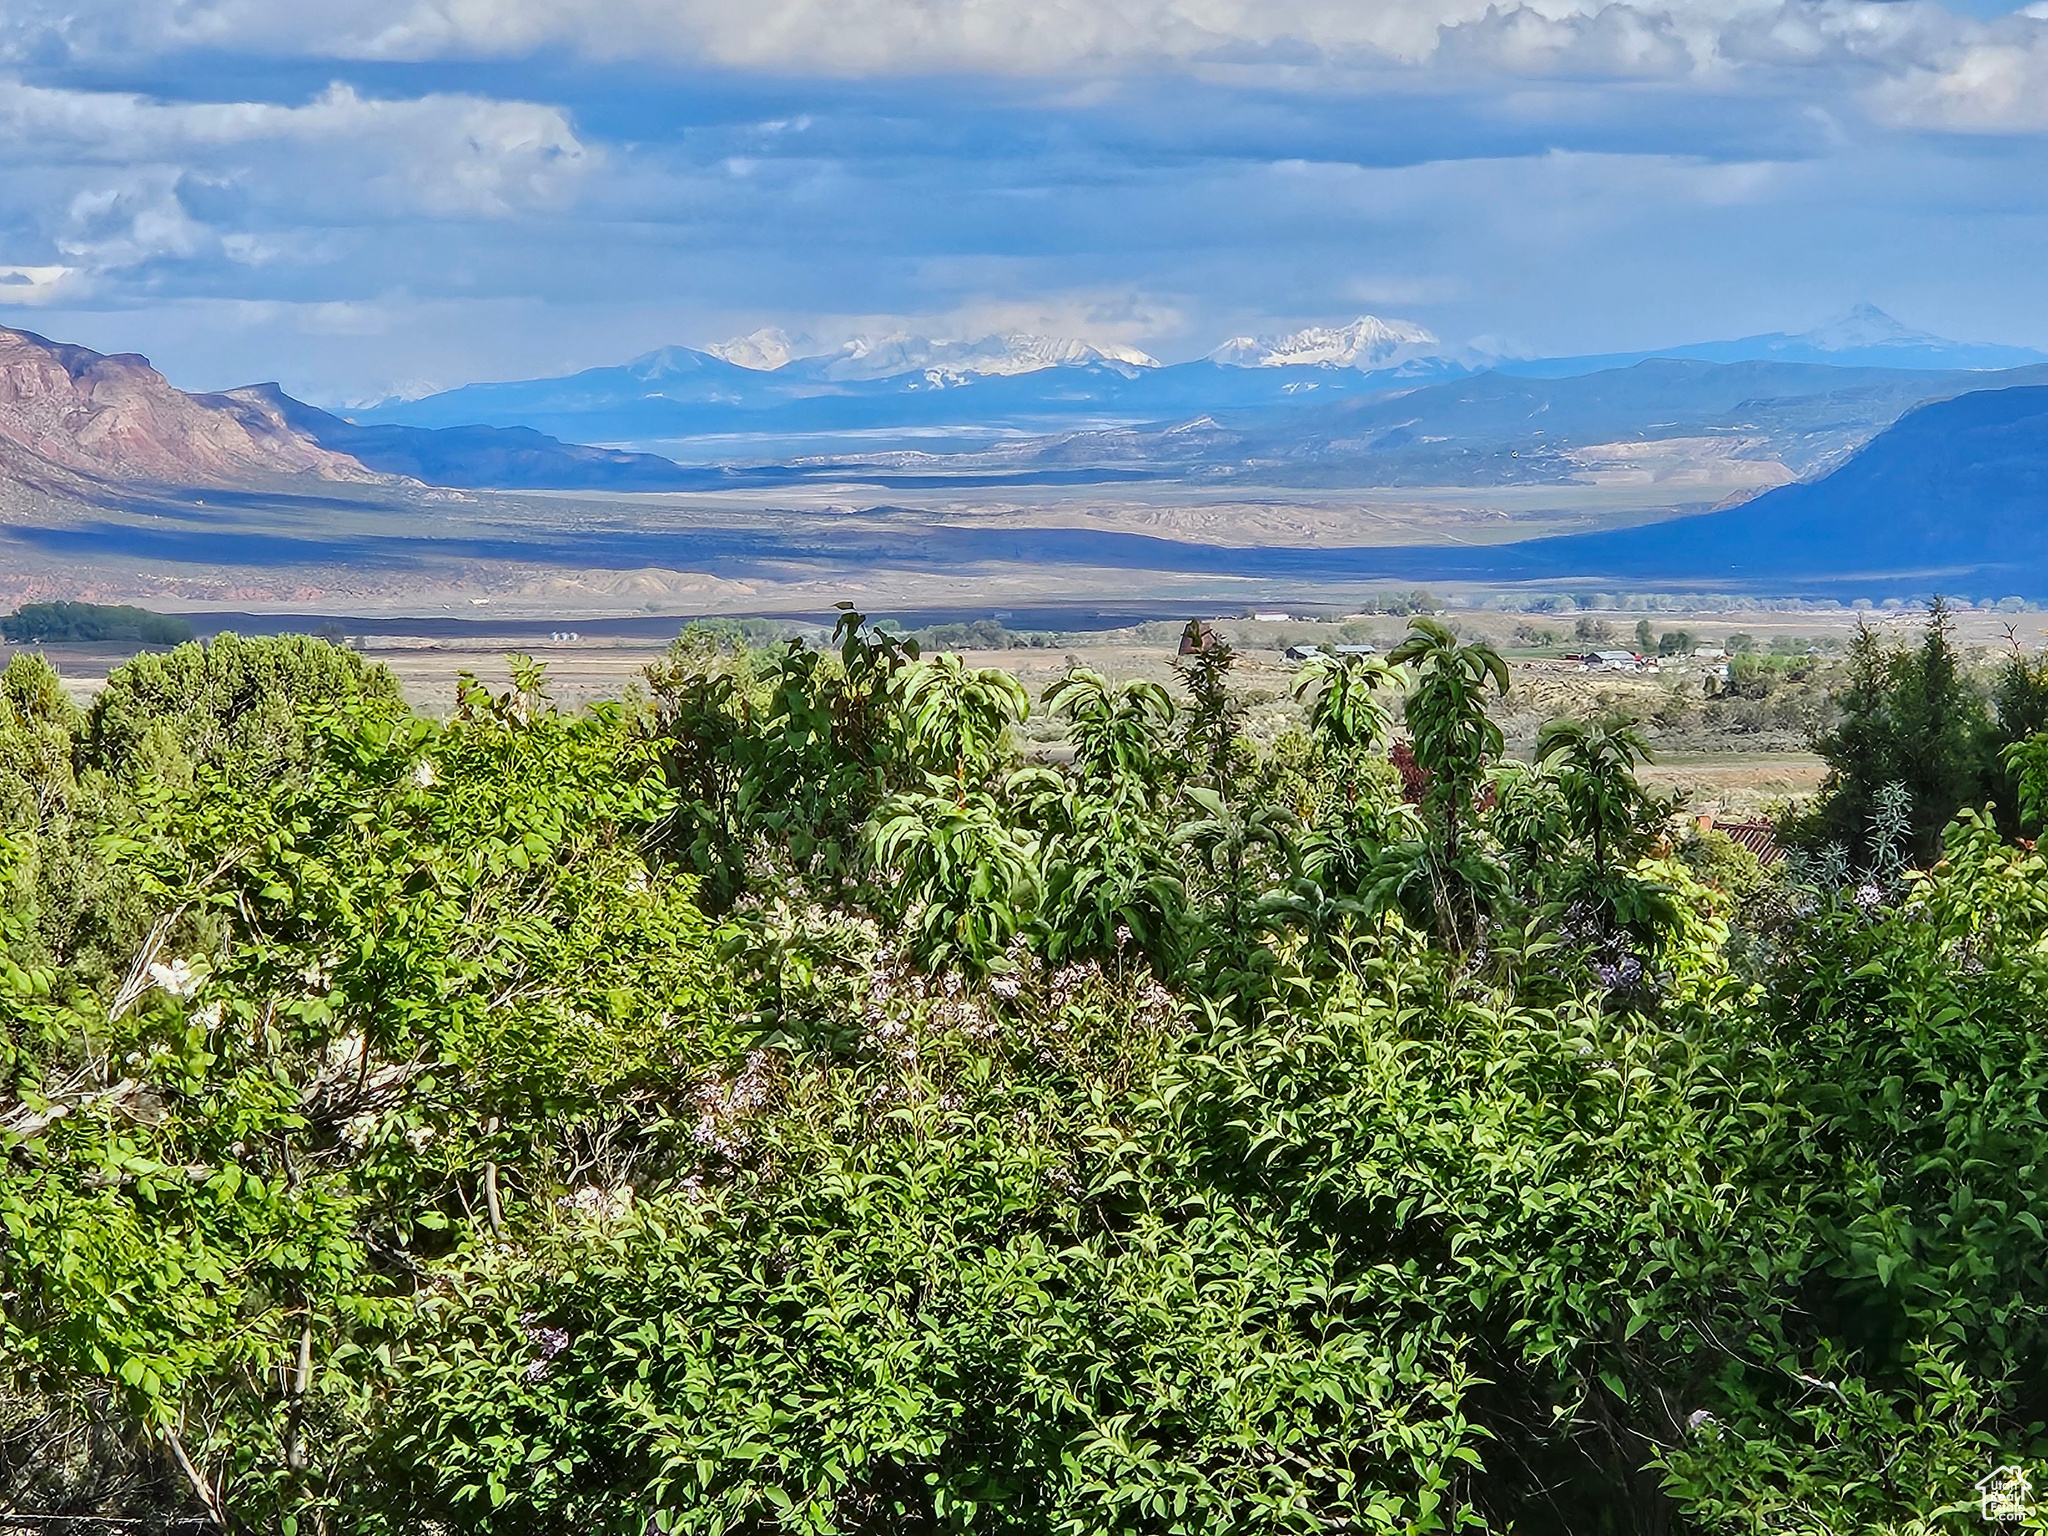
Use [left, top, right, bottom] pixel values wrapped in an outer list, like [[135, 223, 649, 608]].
[[1509, 382, 2048, 587], [226, 386, 705, 490]]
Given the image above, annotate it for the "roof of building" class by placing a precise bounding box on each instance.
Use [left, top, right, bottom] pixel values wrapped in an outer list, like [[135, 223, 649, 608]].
[[1715, 820, 1785, 865]]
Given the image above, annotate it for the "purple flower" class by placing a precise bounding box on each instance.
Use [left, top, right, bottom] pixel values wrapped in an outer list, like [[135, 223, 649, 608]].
[[1594, 956, 1644, 989], [521, 1318, 571, 1381]]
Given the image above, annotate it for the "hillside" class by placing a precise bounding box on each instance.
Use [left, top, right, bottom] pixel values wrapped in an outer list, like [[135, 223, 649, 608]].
[[226, 386, 708, 491], [0, 327, 730, 505], [0, 327, 380, 491], [1498, 382, 2048, 589], [1231, 383, 2048, 594]]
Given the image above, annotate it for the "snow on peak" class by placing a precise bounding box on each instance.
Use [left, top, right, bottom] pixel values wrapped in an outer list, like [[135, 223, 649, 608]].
[[1208, 315, 1443, 370], [1798, 305, 1936, 353], [708, 327, 802, 371], [816, 332, 1159, 381]]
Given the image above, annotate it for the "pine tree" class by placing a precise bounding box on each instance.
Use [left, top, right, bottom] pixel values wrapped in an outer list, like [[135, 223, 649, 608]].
[[1800, 599, 1989, 860]]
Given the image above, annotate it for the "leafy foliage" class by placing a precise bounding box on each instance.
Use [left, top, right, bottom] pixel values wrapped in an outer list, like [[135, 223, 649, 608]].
[[5, 612, 2047, 1535]]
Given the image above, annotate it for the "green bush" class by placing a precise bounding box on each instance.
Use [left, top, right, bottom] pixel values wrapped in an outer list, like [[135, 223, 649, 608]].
[[4, 618, 2047, 1534], [2, 601, 195, 645]]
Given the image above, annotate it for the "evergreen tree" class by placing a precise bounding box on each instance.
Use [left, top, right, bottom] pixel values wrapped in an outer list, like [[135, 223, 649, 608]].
[[1800, 599, 1989, 859], [1981, 638, 2048, 833]]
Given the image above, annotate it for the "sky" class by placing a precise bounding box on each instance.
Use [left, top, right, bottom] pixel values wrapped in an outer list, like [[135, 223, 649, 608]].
[[3, 0, 2048, 403]]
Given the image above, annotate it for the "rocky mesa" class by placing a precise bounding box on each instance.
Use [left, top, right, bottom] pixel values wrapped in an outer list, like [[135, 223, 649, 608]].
[[0, 327, 384, 492]]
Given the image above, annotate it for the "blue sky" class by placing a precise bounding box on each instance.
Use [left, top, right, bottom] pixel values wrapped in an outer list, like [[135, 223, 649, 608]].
[[4, 0, 2048, 403]]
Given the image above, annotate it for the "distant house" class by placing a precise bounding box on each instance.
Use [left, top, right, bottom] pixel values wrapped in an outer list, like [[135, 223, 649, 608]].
[[1253, 611, 1289, 622], [1697, 813, 1785, 867], [1334, 644, 1378, 657], [1283, 644, 1325, 663], [1586, 650, 1644, 672], [1692, 646, 1727, 660]]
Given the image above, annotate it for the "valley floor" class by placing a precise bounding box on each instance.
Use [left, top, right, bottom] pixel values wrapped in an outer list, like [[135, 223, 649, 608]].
[[0, 474, 1766, 624]]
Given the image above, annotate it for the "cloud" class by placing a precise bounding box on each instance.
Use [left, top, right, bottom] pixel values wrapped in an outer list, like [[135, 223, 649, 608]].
[[1873, 17, 2048, 129], [59, 175, 211, 268], [0, 75, 598, 314], [911, 289, 1189, 348], [3, 0, 2048, 405], [1434, 4, 1698, 78], [0, 263, 78, 305], [0, 0, 1962, 80], [0, 81, 593, 217], [13, 0, 2048, 122]]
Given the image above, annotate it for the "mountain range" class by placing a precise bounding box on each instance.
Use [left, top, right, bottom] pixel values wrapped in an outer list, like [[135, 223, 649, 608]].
[[1496, 304, 2048, 379], [710, 329, 1162, 381], [7, 308, 2048, 601], [349, 306, 2045, 462], [866, 356, 2046, 489]]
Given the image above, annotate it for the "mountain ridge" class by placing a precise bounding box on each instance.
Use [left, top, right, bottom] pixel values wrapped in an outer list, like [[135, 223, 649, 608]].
[[0, 326, 383, 491], [1499, 305, 2048, 379], [1207, 316, 1445, 370], [352, 306, 2039, 458]]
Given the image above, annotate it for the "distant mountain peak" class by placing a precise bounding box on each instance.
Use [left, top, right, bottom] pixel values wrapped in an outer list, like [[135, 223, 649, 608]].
[[805, 331, 1159, 381], [1751, 305, 2047, 369], [1208, 315, 1443, 370], [708, 327, 803, 371], [1802, 304, 1925, 351]]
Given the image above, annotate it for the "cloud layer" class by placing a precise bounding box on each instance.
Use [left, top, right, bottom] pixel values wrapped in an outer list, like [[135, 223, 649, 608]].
[[1, 0, 2045, 400]]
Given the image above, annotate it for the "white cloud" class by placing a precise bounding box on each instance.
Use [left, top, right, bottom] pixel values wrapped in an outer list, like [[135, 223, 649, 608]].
[[0, 76, 598, 309], [914, 289, 1188, 348], [59, 175, 210, 268], [1874, 20, 2048, 130], [13, 0, 2048, 111], [0, 263, 78, 305], [1435, 4, 1698, 78], [0, 0, 1932, 77], [0, 80, 593, 217]]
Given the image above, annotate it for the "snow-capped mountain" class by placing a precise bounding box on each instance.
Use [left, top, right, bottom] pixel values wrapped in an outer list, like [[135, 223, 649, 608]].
[[792, 332, 1160, 382], [1208, 316, 1445, 371], [1800, 303, 1933, 353], [707, 328, 803, 371], [351, 304, 2043, 480], [1499, 305, 2048, 378], [1767, 304, 2047, 369]]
